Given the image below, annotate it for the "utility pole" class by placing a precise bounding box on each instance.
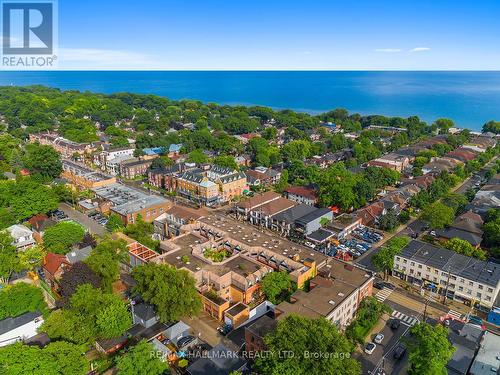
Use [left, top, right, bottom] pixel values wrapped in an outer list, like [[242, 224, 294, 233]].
[[442, 265, 451, 305]]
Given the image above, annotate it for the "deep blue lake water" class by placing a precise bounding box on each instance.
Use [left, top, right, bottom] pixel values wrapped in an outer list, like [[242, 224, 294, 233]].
[[1, 71, 499, 130]]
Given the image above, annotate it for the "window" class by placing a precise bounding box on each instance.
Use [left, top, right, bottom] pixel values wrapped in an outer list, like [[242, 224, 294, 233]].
[[417, 272, 421, 276], [486, 296, 491, 301], [468, 281, 473, 286], [476, 292, 482, 298], [467, 289, 472, 295], [395, 257, 400, 261], [411, 262, 415, 266], [403, 259, 407, 264], [418, 264, 422, 269], [460, 278, 464, 283], [478, 285, 483, 290], [488, 287, 493, 293], [426, 267, 431, 271], [458, 286, 463, 291]]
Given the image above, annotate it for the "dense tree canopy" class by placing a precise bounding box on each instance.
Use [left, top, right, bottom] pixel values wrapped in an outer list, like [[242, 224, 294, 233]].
[[261, 271, 293, 304], [43, 221, 86, 254], [0, 341, 88, 375], [22, 143, 62, 182], [132, 263, 202, 323], [59, 261, 101, 306], [407, 323, 455, 375], [41, 284, 131, 344], [85, 238, 128, 291], [0, 282, 48, 320], [421, 202, 455, 229], [254, 315, 361, 375], [115, 340, 168, 375]]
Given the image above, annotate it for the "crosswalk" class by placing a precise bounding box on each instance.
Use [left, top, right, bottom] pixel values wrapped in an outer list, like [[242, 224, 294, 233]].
[[375, 287, 393, 302], [391, 310, 419, 327], [447, 309, 465, 320]]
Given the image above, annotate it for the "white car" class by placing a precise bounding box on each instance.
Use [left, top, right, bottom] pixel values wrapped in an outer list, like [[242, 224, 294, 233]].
[[374, 333, 384, 344], [364, 342, 377, 355]]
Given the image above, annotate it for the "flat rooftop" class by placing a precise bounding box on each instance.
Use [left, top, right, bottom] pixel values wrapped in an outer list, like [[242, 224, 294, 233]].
[[92, 183, 168, 215], [200, 214, 328, 267]]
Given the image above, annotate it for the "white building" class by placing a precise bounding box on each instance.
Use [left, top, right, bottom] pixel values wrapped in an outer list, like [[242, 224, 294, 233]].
[[6, 224, 36, 250], [393, 240, 500, 310], [0, 311, 44, 347]]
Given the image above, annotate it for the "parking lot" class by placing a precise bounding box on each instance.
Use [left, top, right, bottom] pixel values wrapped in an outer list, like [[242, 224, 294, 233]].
[[58, 203, 107, 237]]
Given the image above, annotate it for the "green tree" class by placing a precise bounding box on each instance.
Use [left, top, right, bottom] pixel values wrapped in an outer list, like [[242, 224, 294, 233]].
[[445, 238, 487, 260], [372, 236, 410, 280], [274, 169, 289, 193], [213, 155, 238, 170], [187, 149, 209, 164], [42, 284, 131, 344], [43, 221, 85, 254], [22, 143, 62, 182], [18, 245, 45, 272], [261, 271, 293, 304], [345, 297, 391, 344], [407, 323, 455, 375], [0, 282, 48, 320], [106, 213, 124, 232], [85, 238, 127, 291], [421, 202, 454, 229], [115, 340, 168, 375], [0, 341, 88, 375], [132, 263, 202, 323], [378, 209, 399, 231], [0, 230, 19, 283], [123, 215, 159, 250], [254, 315, 361, 375], [433, 118, 454, 134]]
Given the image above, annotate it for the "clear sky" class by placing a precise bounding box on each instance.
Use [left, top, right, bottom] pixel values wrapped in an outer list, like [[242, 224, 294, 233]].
[[56, 0, 500, 70]]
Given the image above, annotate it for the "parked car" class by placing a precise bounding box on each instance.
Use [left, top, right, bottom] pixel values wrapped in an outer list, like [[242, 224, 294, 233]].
[[217, 324, 232, 336], [374, 333, 384, 344], [374, 282, 385, 289], [393, 344, 406, 359], [364, 342, 376, 355], [390, 319, 401, 330], [176, 335, 195, 348]]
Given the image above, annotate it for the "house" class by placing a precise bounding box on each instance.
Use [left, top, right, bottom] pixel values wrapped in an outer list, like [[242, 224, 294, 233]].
[[6, 224, 36, 250], [270, 204, 318, 237], [284, 185, 318, 206], [93, 147, 135, 174], [234, 155, 251, 167], [422, 157, 461, 175], [367, 153, 411, 172], [446, 148, 478, 163], [0, 311, 44, 347], [356, 202, 386, 227], [42, 253, 71, 289], [436, 211, 484, 248], [187, 343, 248, 375], [65, 246, 93, 264], [248, 197, 296, 227], [463, 136, 497, 153], [132, 303, 158, 328], [27, 214, 56, 243]]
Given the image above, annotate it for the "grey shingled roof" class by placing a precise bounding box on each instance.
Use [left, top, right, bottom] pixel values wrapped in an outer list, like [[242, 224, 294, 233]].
[[0, 311, 41, 335]]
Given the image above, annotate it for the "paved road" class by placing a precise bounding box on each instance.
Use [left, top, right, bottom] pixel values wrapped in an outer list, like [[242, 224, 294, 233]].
[[58, 203, 107, 237]]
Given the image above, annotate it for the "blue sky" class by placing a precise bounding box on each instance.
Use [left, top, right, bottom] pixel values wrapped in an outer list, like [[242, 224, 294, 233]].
[[56, 0, 500, 70]]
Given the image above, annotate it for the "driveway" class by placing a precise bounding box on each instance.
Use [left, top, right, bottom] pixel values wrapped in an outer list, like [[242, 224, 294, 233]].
[[58, 203, 107, 237]]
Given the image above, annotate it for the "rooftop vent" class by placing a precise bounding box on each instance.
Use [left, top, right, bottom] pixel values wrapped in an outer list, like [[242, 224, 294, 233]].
[[328, 300, 335, 306]]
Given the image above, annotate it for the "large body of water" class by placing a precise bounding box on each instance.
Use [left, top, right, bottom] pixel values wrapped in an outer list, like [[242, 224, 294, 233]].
[[0, 71, 499, 131]]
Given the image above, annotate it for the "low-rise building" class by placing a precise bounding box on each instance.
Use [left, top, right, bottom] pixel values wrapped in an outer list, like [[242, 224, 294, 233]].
[[393, 240, 500, 310], [275, 263, 374, 328], [0, 311, 44, 347], [367, 153, 411, 172], [62, 159, 116, 189], [93, 147, 135, 174], [284, 185, 318, 206], [119, 158, 154, 179], [469, 330, 500, 375], [153, 205, 207, 239], [29, 132, 97, 158], [6, 224, 36, 250], [92, 183, 171, 225], [235, 191, 281, 220], [436, 210, 484, 248]]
